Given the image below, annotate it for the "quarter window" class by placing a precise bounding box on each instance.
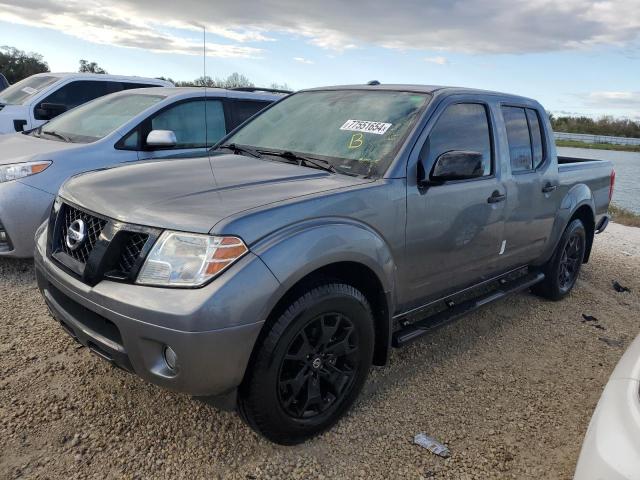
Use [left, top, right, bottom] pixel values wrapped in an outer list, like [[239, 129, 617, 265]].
[[150, 100, 226, 148], [423, 103, 492, 177], [502, 106, 533, 172]]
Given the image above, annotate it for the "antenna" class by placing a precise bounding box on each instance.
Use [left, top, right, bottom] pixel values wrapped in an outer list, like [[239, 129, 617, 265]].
[[203, 25, 208, 149]]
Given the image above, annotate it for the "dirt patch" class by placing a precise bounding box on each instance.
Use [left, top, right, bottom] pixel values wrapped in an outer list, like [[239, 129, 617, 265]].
[[1, 223, 639, 479]]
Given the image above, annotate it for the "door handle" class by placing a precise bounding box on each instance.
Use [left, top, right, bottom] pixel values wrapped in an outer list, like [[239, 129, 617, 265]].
[[542, 183, 557, 193], [487, 191, 506, 204]]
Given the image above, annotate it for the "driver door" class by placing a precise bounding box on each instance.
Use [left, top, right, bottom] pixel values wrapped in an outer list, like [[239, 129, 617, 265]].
[[403, 99, 507, 309], [131, 98, 227, 161]]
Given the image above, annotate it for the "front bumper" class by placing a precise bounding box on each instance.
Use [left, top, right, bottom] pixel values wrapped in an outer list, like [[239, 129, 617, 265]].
[[34, 227, 281, 397], [574, 335, 640, 479], [0, 180, 54, 257]]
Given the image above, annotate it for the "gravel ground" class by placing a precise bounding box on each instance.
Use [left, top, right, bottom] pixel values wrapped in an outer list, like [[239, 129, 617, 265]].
[[1, 222, 639, 480]]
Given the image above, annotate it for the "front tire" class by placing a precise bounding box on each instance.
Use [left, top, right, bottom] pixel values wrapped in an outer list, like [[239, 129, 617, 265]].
[[238, 283, 374, 445], [533, 218, 586, 301]]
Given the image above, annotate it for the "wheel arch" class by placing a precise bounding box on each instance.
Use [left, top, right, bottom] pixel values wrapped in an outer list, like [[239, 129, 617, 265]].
[[249, 220, 398, 371]]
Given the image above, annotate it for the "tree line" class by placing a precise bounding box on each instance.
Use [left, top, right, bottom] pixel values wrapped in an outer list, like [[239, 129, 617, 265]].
[[549, 114, 640, 139], [3, 45, 638, 137], [0, 45, 289, 90]]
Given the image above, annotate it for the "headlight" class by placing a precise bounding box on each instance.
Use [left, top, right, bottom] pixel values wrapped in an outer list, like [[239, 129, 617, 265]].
[[0, 161, 51, 183], [136, 231, 248, 287]]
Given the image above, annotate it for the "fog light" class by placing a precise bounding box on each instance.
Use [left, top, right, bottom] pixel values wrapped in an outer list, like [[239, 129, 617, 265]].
[[0, 231, 6, 243], [164, 346, 178, 370]]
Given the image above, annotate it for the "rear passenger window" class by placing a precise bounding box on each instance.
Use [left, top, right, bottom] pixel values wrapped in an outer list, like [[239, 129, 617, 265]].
[[423, 103, 492, 177], [502, 106, 532, 172], [526, 108, 544, 169], [230, 100, 271, 129]]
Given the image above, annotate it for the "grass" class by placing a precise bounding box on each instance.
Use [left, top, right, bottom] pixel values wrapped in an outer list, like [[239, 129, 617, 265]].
[[556, 139, 640, 153], [609, 204, 640, 228]]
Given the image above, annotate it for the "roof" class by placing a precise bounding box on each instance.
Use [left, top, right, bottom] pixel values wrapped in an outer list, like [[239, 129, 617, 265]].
[[108, 86, 285, 101], [30, 72, 171, 86], [301, 83, 537, 103]]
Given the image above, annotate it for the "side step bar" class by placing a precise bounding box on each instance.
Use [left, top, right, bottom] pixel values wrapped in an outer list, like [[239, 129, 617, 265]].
[[392, 272, 545, 348]]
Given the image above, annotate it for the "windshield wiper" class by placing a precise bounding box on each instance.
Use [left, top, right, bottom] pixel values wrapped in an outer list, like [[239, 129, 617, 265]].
[[42, 130, 72, 143], [259, 150, 337, 174], [216, 143, 262, 158]]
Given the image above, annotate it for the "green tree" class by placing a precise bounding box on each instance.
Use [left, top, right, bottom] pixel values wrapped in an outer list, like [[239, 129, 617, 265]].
[[78, 59, 108, 74], [0, 46, 50, 83]]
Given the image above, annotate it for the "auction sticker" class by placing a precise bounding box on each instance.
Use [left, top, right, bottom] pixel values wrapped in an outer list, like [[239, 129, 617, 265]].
[[340, 119, 392, 135], [21, 87, 38, 95]]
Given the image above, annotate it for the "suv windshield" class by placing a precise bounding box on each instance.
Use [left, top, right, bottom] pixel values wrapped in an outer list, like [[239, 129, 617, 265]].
[[222, 90, 431, 177], [35, 93, 165, 144], [0, 75, 59, 105]]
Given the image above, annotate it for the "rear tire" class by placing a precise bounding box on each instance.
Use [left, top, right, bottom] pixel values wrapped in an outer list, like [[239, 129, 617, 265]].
[[533, 218, 586, 301], [238, 283, 374, 445]]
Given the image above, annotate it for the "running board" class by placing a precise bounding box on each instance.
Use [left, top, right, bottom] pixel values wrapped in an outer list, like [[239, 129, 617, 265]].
[[392, 272, 545, 348]]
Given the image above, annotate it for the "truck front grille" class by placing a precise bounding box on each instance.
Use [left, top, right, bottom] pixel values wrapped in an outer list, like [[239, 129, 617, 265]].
[[59, 204, 107, 264], [50, 202, 160, 285], [118, 233, 149, 274]]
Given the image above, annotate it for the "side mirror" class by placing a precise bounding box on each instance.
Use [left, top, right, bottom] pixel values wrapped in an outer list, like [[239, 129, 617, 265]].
[[34, 102, 67, 120], [146, 130, 177, 148], [427, 150, 485, 183]]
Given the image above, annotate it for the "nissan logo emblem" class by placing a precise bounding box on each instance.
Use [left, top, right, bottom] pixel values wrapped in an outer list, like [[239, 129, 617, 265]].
[[66, 219, 87, 251]]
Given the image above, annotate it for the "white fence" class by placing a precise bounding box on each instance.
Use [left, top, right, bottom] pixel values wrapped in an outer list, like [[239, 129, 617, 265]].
[[554, 131, 640, 146]]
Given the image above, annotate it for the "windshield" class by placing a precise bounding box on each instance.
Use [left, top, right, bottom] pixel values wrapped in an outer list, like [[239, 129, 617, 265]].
[[0, 75, 59, 105], [223, 90, 430, 177], [35, 93, 165, 144]]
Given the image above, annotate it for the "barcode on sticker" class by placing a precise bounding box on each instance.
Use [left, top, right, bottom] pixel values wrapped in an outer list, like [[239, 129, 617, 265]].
[[340, 119, 392, 135]]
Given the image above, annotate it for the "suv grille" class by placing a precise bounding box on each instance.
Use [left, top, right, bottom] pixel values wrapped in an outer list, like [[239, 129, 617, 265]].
[[118, 233, 149, 274], [59, 204, 107, 264]]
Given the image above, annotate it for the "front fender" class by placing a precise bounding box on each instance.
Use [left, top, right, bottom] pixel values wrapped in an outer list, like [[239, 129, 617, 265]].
[[536, 183, 595, 265], [252, 217, 397, 312]]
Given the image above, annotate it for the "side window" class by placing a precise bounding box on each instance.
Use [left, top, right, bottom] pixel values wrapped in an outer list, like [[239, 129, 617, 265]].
[[121, 82, 158, 90], [121, 130, 139, 149], [230, 100, 271, 129], [502, 106, 533, 172], [424, 103, 492, 177], [526, 108, 544, 169], [149, 100, 226, 148], [39, 81, 119, 110]]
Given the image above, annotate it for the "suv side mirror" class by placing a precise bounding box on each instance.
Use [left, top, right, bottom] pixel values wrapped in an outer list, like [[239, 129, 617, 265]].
[[427, 150, 484, 183], [34, 102, 68, 121], [146, 130, 177, 148]]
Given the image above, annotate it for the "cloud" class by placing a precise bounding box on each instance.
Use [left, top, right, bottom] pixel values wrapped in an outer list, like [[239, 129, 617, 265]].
[[1, 0, 639, 55], [0, 0, 262, 58], [293, 57, 314, 64], [581, 91, 640, 110], [425, 56, 449, 65]]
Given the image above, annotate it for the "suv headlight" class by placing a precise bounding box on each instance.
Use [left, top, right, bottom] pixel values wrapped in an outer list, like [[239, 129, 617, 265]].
[[136, 231, 248, 287], [0, 161, 51, 183]]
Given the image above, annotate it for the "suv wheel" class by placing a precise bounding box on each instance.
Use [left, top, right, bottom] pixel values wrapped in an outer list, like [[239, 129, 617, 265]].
[[533, 218, 586, 300], [238, 283, 374, 445]]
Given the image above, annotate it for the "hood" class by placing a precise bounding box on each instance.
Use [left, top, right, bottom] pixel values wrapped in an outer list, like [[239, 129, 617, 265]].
[[60, 154, 371, 233], [0, 131, 80, 164]]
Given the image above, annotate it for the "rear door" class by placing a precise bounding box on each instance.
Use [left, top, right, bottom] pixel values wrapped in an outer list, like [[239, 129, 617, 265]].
[[499, 105, 559, 266], [403, 96, 507, 308]]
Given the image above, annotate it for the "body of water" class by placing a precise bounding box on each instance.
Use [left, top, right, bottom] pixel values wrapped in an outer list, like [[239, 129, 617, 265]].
[[558, 146, 639, 214]]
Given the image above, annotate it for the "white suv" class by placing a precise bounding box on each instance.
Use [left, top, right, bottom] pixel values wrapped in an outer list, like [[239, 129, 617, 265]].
[[0, 72, 172, 134]]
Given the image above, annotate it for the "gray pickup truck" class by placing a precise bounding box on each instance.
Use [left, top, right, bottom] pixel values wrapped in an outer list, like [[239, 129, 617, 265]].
[[34, 84, 614, 444]]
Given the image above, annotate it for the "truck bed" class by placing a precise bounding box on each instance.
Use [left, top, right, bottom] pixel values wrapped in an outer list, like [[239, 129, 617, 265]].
[[557, 156, 613, 217]]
